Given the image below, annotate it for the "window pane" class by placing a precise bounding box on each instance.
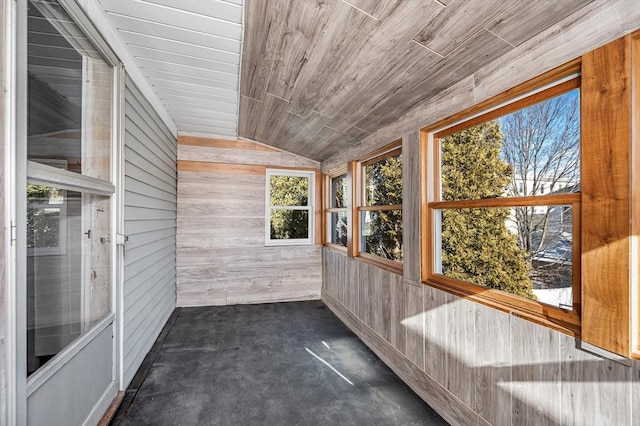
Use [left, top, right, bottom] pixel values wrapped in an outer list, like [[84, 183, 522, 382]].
[[270, 210, 309, 239], [329, 212, 348, 247], [331, 174, 347, 208], [27, 186, 111, 376], [364, 153, 402, 206], [360, 210, 402, 261], [440, 89, 580, 201], [270, 175, 309, 206], [436, 205, 574, 309], [27, 0, 112, 179]]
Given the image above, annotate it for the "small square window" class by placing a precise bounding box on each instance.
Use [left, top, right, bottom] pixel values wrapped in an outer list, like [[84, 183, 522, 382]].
[[266, 169, 315, 245]]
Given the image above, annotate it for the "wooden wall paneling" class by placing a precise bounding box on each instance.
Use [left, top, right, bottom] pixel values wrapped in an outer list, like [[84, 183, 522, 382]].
[[633, 360, 640, 425], [178, 144, 283, 166], [358, 261, 372, 327], [631, 30, 640, 359], [510, 317, 561, 425], [402, 131, 420, 282], [473, 0, 640, 106], [285, 0, 377, 117], [290, 0, 444, 121], [254, 93, 290, 144], [445, 295, 476, 407], [178, 136, 279, 152], [376, 268, 392, 343], [238, 95, 262, 140], [560, 334, 632, 425], [403, 281, 425, 368], [266, 0, 337, 100], [581, 36, 631, 355], [342, 0, 392, 19], [423, 286, 448, 384], [321, 75, 475, 173], [413, 0, 509, 56], [346, 257, 359, 314], [390, 275, 406, 353], [355, 29, 513, 133], [485, 0, 593, 47], [322, 249, 328, 292], [475, 303, 512, 426], [240, 0, 291, 101], [322, 291, 479, 426]]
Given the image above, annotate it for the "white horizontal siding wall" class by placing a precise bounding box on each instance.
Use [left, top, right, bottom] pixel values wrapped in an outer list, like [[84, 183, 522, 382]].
[[123, 75, 177, 387]]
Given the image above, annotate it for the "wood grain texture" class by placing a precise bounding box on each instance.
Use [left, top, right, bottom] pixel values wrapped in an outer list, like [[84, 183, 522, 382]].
[[240, 0, 291, 100], [445, 296, 476, 407], [560, 333, 632, 426], [474, 0, 640, 106], [475, 304, 512, 426], [177, 145, 322, 307], [424, 286, 449, 385], [322, 290, 480, 426], [266, 0, 337, 100], [342, 0, 393, 19], [178, 135, 278, 152], [403, 281, 424, 368], [240, 0, 602, 161], [413, 0, 510, 56], [402, 131, 420, 282], [486, 0, 593, 47], [510, 317, 561, 426], [239, 95, 263, 140], [581, 36, 631, 355]]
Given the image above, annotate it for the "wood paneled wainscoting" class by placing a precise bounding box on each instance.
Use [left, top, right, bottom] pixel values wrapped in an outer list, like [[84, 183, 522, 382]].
[[176, 136, 322, 306], [322, 248, 638, 425]]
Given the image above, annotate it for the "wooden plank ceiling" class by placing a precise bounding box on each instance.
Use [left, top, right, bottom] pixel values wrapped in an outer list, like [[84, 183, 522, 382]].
[[99, 0, 243, 138], [239, 0, 593, 161]]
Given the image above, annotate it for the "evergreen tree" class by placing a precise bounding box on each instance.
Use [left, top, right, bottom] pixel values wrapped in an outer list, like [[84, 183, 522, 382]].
[[440, 120, 535, 299], [363, 153, 402, 261], [269, 175, 309, 239]]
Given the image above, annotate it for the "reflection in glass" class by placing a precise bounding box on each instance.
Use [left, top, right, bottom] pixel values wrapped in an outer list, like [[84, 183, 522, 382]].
[[364, 153, 402, 206], [330, 212, 348, 247], [270, 210, 309, 240], [436, 206, 573, 309], [27, 187, 111, 375], [331, 174, 347, 208], [27, 0, 112, 178], [360, 210, 402, 261]]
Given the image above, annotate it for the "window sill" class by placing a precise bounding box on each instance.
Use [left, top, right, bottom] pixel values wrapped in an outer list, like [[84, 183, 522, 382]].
[[423, 275, 581, 338], [324, 243, 348, 253], [357, 252, 403, 276]]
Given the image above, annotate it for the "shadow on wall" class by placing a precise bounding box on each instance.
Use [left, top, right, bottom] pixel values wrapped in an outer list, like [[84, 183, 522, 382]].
[[399, 293, 633, 425]]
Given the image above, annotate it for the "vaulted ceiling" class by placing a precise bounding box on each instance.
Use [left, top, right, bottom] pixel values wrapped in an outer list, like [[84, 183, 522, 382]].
[[95, 0, 595, 161]]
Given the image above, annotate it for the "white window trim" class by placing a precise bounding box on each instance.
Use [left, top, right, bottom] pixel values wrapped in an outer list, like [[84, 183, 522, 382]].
[[265, 169, 314, 246]]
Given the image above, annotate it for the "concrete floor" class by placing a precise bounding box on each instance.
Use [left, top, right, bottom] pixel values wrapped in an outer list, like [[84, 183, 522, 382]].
[[113, 301, 448, 425]]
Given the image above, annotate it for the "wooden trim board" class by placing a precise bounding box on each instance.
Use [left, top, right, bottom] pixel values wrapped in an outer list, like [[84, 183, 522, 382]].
[[177, 161, 266, 175], [178, 135, 280, 152]]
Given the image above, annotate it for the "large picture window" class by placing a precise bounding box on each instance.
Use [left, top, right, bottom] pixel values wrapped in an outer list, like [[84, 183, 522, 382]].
[[357, 144, 403, 268], [266, 169, 315, 245], [424, 77, 581, 332]]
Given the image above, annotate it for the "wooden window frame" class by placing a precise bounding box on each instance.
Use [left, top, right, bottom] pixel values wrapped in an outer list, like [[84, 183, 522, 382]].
[[353, 141, 403, 274], [422, 65, 583, 337], [422, 35, 640, 358], [323, 165, 349, 252]]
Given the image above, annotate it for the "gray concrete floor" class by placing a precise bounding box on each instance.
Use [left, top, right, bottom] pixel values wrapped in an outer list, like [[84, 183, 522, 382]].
[[116, 301, 448, 426]]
